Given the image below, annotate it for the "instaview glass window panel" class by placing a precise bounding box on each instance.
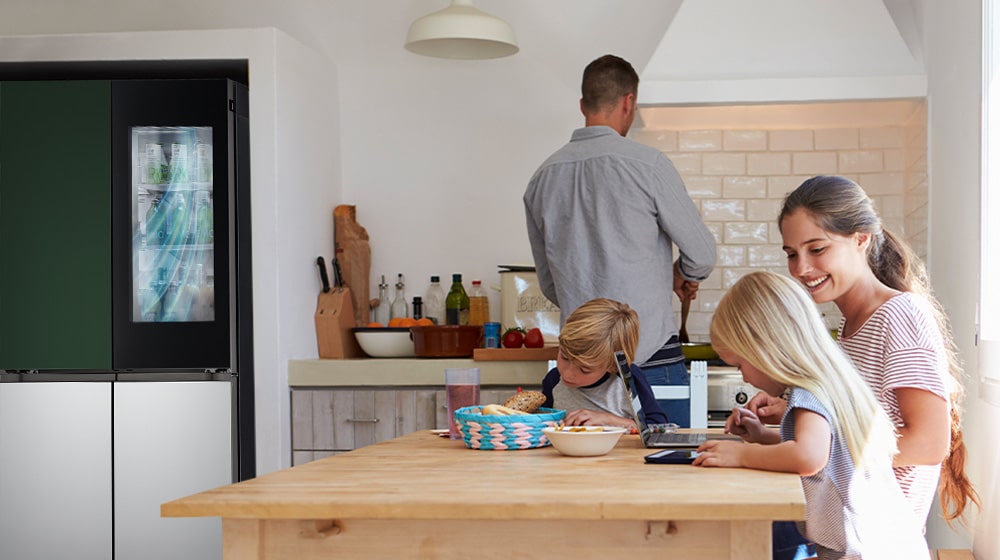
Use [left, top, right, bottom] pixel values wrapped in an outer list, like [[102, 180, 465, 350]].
[[131, 126, 215, 323]]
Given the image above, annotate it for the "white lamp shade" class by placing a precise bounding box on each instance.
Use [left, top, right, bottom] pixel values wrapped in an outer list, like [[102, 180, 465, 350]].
[[405, 0, 519, 60]]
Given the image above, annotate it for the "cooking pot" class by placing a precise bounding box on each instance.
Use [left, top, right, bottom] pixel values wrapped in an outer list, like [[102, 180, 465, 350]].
[[681, 342, 719, 361], [411, 325, 483, 358]]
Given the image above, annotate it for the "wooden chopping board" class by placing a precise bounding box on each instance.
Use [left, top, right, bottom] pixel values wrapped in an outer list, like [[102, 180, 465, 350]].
[[473, 347, 558, 361], [334, 205, 371, 327]]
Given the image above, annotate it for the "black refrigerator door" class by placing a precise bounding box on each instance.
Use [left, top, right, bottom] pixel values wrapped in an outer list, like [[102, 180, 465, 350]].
[[111, 79, 238, 370]]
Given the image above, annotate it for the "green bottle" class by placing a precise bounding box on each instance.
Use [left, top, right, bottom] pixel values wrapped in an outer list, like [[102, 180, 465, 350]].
[[445, 273, 470, 325]]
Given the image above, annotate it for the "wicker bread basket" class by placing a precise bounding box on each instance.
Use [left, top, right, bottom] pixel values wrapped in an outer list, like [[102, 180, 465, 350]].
[[453, 406, 566, 450]]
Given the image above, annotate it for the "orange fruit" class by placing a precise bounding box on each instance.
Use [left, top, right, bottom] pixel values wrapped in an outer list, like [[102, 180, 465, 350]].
[[367, 322, 384, 328], [415, 317, 434, 326], [399, 317, 418, 327], [387, 317, 406, 327]]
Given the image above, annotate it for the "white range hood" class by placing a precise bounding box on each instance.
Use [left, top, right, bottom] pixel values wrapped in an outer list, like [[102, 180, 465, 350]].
[[638, 0, 926, 105]]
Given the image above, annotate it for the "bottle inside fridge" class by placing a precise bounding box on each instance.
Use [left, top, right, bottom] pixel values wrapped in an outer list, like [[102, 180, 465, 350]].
[[131, 126, 215, 323]]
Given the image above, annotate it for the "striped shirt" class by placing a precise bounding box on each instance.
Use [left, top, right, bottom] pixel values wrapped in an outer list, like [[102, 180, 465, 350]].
[[838, 292, 950, 523], [782, 389, 926, 559]]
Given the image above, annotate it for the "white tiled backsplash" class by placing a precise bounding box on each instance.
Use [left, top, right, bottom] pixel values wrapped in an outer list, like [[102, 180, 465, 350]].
[[631, 100, 928, 343]]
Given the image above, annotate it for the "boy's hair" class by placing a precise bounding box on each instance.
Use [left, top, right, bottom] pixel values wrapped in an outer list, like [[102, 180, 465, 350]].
[[710, 271, 898, 470], [581, 54, 639, 115], [558, 298, 639, 372]]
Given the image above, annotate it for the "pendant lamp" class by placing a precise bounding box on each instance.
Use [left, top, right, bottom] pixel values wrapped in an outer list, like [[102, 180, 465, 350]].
[[405, 0, 519, 60]]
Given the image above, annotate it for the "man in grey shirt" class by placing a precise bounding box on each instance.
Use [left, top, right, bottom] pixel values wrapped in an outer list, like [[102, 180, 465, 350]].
[[523, 54, 715, 426]]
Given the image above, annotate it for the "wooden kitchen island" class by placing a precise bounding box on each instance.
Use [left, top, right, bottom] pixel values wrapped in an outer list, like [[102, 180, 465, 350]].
[[162, 430, 805, 560]]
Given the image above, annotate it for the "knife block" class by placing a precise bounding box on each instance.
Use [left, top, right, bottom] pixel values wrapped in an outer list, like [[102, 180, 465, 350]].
[[315, 287, 364, 359]]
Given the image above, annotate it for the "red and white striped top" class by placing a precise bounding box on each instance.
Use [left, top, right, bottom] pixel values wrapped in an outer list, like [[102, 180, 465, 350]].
[[838, 292, 950, 523]]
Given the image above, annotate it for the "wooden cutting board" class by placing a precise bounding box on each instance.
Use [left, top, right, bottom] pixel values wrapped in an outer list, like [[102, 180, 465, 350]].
[[473, 347, 558, 361]]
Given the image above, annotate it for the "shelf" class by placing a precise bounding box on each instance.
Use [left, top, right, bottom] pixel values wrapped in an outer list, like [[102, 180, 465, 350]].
[[472, 347, 557, 361]]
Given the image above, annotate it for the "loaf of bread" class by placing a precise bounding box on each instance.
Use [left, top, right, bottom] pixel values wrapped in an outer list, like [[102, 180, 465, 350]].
[[481, 404, 524, 416], [503, 390, 546, 414]]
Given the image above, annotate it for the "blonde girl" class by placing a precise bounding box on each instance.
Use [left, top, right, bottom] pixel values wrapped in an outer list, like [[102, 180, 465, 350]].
[[695, 271, 927, 559]]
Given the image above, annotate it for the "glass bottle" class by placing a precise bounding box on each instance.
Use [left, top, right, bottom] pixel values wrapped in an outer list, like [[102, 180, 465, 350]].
[[411, 296, 423, 320], [445, 273, 470, 325], [194, 191, 214, 245], [144, 197, 164, 246], [374, 275, 391, 325], [424, 275, 446, 325], [390, 273, 408, 319], [468, 279, 489, 326]]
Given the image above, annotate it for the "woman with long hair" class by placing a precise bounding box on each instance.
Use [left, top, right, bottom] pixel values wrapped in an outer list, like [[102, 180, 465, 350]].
[[745, 175, 979, 528]]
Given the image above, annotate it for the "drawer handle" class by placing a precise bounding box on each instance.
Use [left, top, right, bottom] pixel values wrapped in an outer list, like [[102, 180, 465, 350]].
[[346, 418, 380, 423]]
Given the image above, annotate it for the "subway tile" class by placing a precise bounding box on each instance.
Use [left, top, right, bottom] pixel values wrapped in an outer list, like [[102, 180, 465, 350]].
[[792, 152, 838, 175], [767, 175, 807, 199], [747, 198, 781, 221], [702, 199, 746, 221], [723, 222, 769, 244], [839, 150, 884, 173], [723, 130, 767, 151], [668, 153, 702, 175], [723, 176, 767, 198], [857, 172, 904, 195], [696, 290, 723, 313], [717, 245, 746, 267], [748, 245, 786, 267], [883, 149, 905, 172], [769, 130, 814, 151], [768, 222, 783, 244], [705, 222, 724, 244], [630, 129, 678, 151], [679, 130, 723, 151], [747, 152, 792, 176], [684, 175, 723, 198], [722, 268, 760, 289], [703, 270, 724, 291], [815, 128, 859, 150], [702, 153, 746, 175], [877, 194, 904, 220], [860, 127, 905, 148]]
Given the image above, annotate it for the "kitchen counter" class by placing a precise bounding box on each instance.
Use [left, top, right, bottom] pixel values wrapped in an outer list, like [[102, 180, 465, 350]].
[[288, 358, 551, 387], [163, 430, 804, 559]]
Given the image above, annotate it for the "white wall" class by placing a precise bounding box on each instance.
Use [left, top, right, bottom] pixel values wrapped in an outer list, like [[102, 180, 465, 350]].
[[921, 0, 995, 554]]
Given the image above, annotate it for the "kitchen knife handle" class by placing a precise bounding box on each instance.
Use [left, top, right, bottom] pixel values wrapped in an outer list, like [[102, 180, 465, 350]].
[[332, 256, 344, 289], [317, 256, 331, 293]]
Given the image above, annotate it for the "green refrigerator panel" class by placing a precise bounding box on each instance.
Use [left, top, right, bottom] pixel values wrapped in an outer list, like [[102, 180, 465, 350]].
[[0, 81, 112, 370]]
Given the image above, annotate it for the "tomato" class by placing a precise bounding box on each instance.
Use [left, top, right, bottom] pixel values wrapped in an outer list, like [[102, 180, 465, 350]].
[[523, 328, 544, 348], [502, 328, 525, 348]]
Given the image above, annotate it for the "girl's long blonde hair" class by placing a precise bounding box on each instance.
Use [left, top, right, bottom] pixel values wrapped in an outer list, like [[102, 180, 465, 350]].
[[711, 271, 898, 469]]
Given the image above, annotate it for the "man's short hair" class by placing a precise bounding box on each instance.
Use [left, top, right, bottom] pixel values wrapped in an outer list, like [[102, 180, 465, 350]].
[[581, 54, 639, 114]]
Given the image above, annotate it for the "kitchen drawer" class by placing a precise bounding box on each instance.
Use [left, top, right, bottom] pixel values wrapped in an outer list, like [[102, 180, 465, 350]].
[[290, 386, 537, 465]]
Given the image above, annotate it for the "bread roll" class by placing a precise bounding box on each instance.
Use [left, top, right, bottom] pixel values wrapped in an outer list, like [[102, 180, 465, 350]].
[[503, 391, 545, 413]]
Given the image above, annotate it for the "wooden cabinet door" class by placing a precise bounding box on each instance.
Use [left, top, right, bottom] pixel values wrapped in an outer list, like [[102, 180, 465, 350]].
[[0, 80, 112, 370]]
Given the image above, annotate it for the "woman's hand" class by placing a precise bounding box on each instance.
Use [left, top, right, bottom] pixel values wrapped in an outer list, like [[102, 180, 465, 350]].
[[563, 408, 635, 430], [744, 391, 787, 425]]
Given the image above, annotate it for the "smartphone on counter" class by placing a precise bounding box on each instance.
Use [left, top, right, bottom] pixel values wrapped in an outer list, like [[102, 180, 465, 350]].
[[644, 449, 700, 464]]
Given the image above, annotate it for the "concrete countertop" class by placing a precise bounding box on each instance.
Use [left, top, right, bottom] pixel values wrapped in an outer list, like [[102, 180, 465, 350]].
[[288, 358, 553, 387]]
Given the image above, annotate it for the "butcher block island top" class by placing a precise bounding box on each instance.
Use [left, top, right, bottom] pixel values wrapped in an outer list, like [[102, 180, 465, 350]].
[[162, 431, 804, 560], [288, 357, 551, 387]]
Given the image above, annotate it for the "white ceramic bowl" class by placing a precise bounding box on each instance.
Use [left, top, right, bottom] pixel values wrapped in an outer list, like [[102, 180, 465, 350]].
[[542, 426, 627, 457], [353, 327, 416, 358]]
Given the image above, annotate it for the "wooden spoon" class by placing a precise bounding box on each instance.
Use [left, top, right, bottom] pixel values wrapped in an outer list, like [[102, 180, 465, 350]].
[[678, 295, 690, 344]]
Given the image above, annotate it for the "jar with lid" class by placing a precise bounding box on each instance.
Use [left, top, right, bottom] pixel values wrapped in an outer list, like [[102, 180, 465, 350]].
[[468, 279, 489, 326]]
